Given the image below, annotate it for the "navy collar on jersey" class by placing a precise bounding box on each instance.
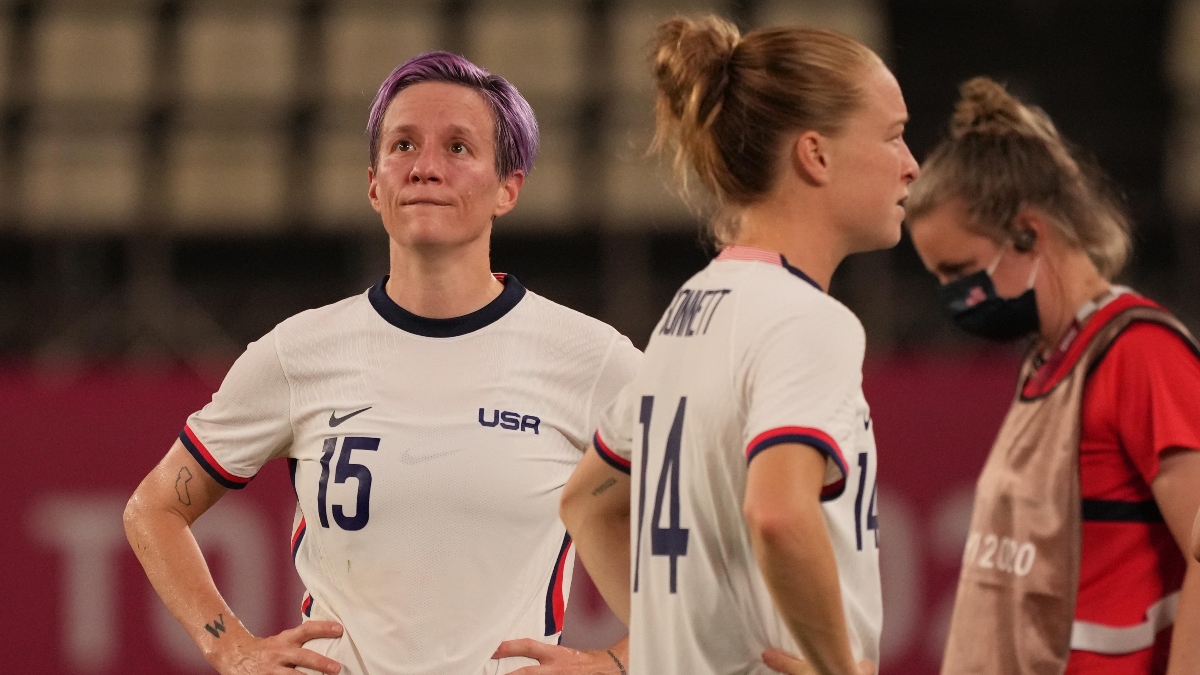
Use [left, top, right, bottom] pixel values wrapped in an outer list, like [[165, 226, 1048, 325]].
[[368, 274, 526, 338], [779, 255, 823, 292], [715, 245, 823, 292]]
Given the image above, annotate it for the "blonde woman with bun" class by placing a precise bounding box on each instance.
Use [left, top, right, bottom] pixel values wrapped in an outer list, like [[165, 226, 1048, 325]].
[[906, 77, 1200, 674], [560, 14, 916, 675]]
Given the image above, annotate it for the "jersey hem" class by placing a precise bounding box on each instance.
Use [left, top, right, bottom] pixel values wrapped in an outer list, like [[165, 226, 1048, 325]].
[[746, 426, 848, 500], [179, 426, 253, 489], [593, 431, 631, 474]]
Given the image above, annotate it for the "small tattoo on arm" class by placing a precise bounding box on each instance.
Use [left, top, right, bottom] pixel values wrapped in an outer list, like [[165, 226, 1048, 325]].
[[175, 466, 193, 506], [203, 613, 226, 638], [591, 478, 617, 497]]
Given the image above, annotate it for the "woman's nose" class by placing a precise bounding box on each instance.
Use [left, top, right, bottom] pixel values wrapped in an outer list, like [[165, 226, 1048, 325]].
[[409, 151, 444, 183]]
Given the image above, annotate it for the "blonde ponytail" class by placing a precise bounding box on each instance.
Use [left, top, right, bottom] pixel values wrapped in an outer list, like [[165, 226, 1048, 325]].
[[650, 14, 880, 244]]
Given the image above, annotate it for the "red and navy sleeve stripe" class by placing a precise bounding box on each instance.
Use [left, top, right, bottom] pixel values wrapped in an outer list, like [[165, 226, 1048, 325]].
[[179, 425, 253, 490], [746, 426, 848, 501], [301, 593, 314, 618], [544, 533, 573, 636], [290, 517, 307, 562], [593, 431, 631, 475]]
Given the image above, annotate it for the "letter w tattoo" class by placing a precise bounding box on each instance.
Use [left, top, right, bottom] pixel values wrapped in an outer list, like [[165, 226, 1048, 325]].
[[204, 613, 227, 638]]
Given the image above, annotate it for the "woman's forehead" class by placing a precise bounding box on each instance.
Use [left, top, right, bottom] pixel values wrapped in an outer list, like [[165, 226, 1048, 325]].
[[383, 82, 495, 139], [910, 201, 998, 257]]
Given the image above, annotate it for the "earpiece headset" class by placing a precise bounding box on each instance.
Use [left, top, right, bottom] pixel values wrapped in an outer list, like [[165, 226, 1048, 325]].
[[1013, 229, 1037, 252]]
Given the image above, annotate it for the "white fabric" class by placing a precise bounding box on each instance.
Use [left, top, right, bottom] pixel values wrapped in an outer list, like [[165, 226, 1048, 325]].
[[595, 253, 881, 675], [186, 279, 640, 675], [1070, 591, 1180, 654]]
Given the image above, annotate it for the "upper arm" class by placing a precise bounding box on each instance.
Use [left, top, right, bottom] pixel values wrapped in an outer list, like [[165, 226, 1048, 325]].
[[743, 441, 829, 534], [562, 443, 632, 524], [741, 307, 862, 500], [563, 374, 637, 525], [183, 330, 294, 487], [1105, 323, 1200, 485], [591, 378, 639, 475], [584, 334, 642, 446], [126, 439, 228, 529], [1151, 449, 1200, 555], [1191, 504, 1200, 562]]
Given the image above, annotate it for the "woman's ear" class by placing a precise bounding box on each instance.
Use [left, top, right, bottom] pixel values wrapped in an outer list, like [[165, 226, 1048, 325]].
[[1011, 207, 1051, 253], [367, 166, 382, 214], [791, 131, 832, 187], [492, 170, 526, 218]]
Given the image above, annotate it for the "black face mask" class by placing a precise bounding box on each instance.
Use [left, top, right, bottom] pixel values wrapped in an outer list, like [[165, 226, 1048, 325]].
[[938, 266, 1040, 342]]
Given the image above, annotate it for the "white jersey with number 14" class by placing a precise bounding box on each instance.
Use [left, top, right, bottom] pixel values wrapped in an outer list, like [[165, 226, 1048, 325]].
[[594, 246, 881, 675]]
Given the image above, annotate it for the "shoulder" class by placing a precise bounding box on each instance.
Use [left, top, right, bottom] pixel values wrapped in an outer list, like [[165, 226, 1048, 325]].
[[270, 290, 372, 350], [1097, 318, 1200, 375], [518, 291, 632, 350], [739, 269, 865, 349]]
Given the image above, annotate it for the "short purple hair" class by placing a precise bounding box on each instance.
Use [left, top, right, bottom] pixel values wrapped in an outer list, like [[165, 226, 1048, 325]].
[[367, 51, 538, 178]]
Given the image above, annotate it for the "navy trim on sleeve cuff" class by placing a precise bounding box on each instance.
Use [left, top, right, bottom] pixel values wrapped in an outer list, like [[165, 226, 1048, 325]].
[[178, 428, 252, 490], [593, 431, 632, 475]]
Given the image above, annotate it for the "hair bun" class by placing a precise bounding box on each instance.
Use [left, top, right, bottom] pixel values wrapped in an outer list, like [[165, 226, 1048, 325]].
[[652, 15, 740, 122], [950, 76, 1057, 141]]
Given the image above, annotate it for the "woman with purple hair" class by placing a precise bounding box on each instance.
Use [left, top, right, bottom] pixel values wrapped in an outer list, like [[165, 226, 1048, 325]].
[[124, 51, 637, 675]]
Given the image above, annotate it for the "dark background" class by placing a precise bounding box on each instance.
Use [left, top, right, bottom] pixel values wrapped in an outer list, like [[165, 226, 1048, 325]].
[[0, 0, 1194, 362]]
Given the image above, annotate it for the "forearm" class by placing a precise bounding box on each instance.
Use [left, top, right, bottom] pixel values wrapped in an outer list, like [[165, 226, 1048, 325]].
[[124, 442, 246, 662], [749, 505, 857, 675], [561, 448, 633, 624], [124, 496, 248, 656], [570, 509, 632, 625], [1167, 560, 1200, 675]]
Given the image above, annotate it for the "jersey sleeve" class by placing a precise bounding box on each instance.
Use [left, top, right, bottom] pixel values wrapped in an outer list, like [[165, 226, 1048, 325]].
[[585, 334, 642, 439], [593, 381, 638, 475], [180, 330, 294, 489], [741, 307, 864, 500], [1097, 322, 1200, 484]]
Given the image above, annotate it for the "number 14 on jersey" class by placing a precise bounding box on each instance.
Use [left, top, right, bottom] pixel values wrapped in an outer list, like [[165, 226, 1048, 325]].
[[635, 396, 690, 594], [633, 396, 880, 597]]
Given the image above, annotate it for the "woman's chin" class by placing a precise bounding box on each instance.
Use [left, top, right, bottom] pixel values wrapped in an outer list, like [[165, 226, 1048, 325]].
[[385, 221, 487, 250]]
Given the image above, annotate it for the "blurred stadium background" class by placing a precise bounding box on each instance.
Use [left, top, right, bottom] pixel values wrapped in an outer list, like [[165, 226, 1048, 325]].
[[3, 0, 1198, 672]]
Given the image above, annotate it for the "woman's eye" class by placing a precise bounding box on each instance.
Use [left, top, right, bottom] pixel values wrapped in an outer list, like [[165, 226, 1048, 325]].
[[450, 142, 466, 154], [395, 140, 413, 151]]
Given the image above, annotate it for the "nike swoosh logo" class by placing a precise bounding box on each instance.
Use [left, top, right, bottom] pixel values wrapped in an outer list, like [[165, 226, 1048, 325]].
[[329, 407, 372, 427]]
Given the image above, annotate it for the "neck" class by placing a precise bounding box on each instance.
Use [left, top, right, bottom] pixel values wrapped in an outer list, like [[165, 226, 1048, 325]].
[[732, 195, 845, 292], [385, 233, 502, 319], [1036, 250, 1111, 348]]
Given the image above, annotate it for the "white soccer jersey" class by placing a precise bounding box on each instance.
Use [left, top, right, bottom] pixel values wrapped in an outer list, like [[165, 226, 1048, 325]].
[[594, 246, 881, 675], [181, 274, 640, 675]]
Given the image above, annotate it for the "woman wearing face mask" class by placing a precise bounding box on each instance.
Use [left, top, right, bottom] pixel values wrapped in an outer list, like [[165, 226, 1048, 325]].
[[906, 77, 1200, 674]]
